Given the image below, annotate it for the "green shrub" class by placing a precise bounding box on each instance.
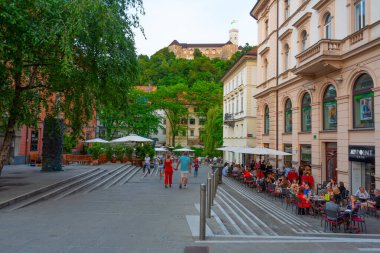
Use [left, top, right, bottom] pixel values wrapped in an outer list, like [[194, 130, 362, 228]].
[[88, 143, 102, 159], [105, 144, 114, 161], [114, 144, 125, 161]]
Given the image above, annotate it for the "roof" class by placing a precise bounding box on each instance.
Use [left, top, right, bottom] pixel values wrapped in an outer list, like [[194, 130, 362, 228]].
[[250, 0, 262, 20], [168, 41, 234, 48], [135, 85, 157, 92], [220, 47, 258, 82]]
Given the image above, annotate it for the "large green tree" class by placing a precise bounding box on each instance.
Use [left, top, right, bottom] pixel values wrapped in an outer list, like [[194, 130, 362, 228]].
[[0, 0, 144, 174], [150, 84, 188, 147], [202, 106, 223, 157], [97, 89, 160, 139]]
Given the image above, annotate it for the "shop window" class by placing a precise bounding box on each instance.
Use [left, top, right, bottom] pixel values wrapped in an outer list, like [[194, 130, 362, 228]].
[[300, 144, 311, 165], [355, 0, 365, 32], [30, 130, 39, 151], [324, 13, 332, 39], [353, 74, 374, 129], [264, 106, 270, 134], [284, 99, 292, 133], [301, 93, 312, 132], [323, 85, 337, 130]]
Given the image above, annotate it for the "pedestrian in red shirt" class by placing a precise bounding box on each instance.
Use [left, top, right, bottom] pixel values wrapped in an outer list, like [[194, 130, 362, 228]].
[[164, 154, 173, 188]]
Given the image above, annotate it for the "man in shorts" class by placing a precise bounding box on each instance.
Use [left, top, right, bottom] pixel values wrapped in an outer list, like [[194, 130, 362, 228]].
[[176, 152, 192, 189]]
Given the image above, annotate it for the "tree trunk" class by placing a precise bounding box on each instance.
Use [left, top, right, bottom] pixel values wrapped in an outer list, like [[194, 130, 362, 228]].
[[171, 131, 176, 147], [41, 116, 64, 172], [0, 83, 21, 176], [0, 117, 16, 176]]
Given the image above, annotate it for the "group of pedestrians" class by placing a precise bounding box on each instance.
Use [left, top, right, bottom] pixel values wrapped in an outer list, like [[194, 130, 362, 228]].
[[143, 152, 199, 189]]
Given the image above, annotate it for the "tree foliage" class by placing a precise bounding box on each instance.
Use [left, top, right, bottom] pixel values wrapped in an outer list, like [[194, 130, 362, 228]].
[[149, 84, 188, 146], [0, 0, 144, 173], [97, 89, 160, 140], [202, 106, 223, 157]]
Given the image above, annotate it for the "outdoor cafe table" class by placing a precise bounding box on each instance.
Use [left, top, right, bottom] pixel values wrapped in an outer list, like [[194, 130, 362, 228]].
[[310, 197, 326, 216]]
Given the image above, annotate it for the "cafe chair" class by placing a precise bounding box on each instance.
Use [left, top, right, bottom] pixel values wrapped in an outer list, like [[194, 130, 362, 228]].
[[351, 215, 366, 233], [324, 209, 344, 232]]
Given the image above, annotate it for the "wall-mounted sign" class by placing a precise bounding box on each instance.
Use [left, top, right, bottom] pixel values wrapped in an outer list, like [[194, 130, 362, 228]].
[[349, 145, 375, 162]]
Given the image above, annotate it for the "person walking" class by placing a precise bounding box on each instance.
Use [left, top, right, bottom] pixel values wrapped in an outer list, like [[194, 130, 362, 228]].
[[194, 157, 199, 177], [164, 154, 173, 188], [176, 152, 192, 189], [143, 154, 151, 175]]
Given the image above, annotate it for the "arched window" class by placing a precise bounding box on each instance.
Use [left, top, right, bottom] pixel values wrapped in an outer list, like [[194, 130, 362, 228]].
[[284, 44, 290, 71], [324, 13, 332, 39], [323, 85, 337, 130], [284, 99, 292, 133], [301, 31, 308, 51], [353, 74, 374, 129], [264, 106, 270, 134], [301, 93, 312, 132]]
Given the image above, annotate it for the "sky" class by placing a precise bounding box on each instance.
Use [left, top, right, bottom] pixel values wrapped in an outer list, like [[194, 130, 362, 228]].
[[134, 0, 258, 56]]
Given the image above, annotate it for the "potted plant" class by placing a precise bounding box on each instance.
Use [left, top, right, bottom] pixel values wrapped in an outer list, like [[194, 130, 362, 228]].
[[114, 144, 125, 162], [105, 144, 115, 163], [88, 143, 101, 165], [125, 146, 133, 163]]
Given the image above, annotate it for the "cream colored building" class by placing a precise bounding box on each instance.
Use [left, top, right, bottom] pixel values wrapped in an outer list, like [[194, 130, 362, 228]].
[[168, 29, 240, 60], [165, 105, 205, 148], [221, 48, 258, 164], [251, 0, 380, 193]]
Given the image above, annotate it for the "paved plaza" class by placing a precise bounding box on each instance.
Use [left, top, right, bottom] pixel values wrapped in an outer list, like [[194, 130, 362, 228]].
[[0, 164, 380, 253]]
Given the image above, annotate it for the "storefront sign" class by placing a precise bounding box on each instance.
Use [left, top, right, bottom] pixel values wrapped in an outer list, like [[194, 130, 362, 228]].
[[349, 145, 375, 162]]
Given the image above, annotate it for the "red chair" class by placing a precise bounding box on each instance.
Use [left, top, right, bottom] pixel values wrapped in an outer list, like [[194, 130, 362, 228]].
[[351, 215, 366, 233], [324, 209, 344, 232]]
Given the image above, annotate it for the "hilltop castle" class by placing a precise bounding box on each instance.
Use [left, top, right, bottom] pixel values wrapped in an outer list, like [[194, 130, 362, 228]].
[[168, 29, 241, 60]]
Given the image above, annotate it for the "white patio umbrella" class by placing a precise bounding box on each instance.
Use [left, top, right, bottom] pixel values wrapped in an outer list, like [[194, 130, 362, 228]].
[[83, 138, 109, 143], [234, 146, 291, 156], [110, 134, 153, 143], [216, 146, 241, 152], [155, 147, 168, 152], [173, 148, 195, 152]]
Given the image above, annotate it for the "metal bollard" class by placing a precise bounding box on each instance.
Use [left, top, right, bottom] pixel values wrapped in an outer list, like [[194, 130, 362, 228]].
[[207, 177, 212, 218], [215, 169, 219, 192], [199, 184, 206, 240], [213, 171, 218, 198], [211, 173, 215, 206]]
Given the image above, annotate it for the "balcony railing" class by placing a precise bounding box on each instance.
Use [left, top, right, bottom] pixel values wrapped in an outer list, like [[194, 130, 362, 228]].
[[224, 113, 235, 127], [296, 39, 342, 64], [294, 39, 343, 77]]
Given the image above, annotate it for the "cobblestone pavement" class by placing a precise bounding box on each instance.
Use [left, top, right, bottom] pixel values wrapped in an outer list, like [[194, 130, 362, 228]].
[[0, 164, 379, 253]]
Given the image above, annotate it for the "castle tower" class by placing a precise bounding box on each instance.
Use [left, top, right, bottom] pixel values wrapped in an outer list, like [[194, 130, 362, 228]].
[[229, 29, 239, 45]]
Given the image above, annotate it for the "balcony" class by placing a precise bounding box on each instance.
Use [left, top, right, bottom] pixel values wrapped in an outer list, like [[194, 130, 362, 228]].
[[293, 39, 343, 78], [224, 113, 235, 127]]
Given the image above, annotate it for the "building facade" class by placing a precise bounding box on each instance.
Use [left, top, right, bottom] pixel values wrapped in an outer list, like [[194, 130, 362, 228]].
[[165, 105, 205, 148], [251, 0, 380, 193], [168, 29, 240, 60], [221, 48, 259, 164]]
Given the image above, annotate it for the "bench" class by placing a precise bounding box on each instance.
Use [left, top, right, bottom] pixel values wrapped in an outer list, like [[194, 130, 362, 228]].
[[63, 154, 92, 165]]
